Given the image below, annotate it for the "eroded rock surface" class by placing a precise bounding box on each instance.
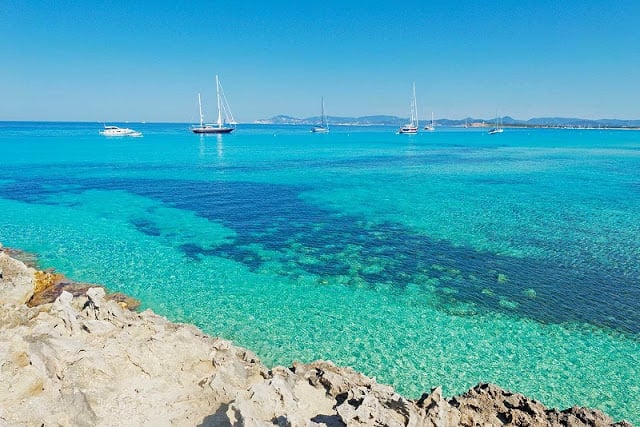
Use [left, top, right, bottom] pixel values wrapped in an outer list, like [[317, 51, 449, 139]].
[[0, 249, 632, 426]]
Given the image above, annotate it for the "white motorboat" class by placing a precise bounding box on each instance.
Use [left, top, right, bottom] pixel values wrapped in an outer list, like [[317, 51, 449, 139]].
[[100, 125, 142, 137]]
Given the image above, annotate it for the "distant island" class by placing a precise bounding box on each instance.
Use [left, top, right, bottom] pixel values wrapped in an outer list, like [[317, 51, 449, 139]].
[[256, 115, 640, 129]]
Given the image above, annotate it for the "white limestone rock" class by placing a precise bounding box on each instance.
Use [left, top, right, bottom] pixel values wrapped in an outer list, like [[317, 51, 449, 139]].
[[0, 251, 36, 306]]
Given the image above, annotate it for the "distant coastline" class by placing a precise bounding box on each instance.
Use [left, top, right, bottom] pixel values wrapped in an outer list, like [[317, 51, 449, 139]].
[[255, 115, 640, 129], [2, 118, 640, 130]]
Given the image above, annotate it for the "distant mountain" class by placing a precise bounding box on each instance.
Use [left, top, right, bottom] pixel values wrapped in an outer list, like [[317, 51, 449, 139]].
[[256, 115, 640, 128], [255, 115, 405, 126], [351, 115, 404, 125], [255, 115, 308, 125], [524, 117, 640, 127]]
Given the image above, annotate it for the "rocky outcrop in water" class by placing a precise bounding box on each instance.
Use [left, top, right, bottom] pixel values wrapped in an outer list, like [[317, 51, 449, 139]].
[[0, 248, 632, 426]]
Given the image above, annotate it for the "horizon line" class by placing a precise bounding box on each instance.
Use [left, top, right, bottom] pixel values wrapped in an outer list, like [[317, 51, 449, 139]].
[[3, 115, 640, 124]]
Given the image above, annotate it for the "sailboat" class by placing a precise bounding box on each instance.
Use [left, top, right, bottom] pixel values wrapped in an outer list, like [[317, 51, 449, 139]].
[[424, 112, 435, 131], [487, 114, 504, 134], [311, 97, 329, 133], [192, 75, 236, 134], [398, 83, 419, 134]]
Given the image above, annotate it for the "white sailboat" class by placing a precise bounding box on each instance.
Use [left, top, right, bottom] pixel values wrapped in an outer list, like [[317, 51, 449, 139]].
[[424, 112, 435, 131], [192, 75, 236, 134], [398, 83, 419, 134], [488, 113, 504, 134], [311, 97, 329, 133]]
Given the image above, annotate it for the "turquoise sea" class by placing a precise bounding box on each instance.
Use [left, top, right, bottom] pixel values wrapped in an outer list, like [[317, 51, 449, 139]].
[[1, 121, 639, 423]]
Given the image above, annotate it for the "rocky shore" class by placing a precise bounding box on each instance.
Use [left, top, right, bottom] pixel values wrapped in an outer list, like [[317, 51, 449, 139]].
[[0, 246, 632, 426]]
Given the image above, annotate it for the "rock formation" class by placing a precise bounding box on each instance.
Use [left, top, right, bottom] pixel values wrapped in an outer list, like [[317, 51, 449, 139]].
[[0, 248, 632, 426]]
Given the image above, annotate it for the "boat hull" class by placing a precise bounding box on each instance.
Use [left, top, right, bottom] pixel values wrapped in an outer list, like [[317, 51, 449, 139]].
[[398, 126, 418, 134], [311, 127, 329, 133], [192, 127, 234, 134]]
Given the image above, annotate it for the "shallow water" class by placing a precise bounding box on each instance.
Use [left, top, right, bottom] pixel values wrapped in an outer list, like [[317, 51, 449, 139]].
[[1, 122, 639, 423]]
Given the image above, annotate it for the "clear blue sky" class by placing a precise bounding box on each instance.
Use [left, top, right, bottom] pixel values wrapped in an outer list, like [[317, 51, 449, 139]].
[[2, 0, 639, 122]]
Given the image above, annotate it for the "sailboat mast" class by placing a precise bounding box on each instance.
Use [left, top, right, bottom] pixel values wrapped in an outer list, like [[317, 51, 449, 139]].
[[412, 83, 418, 127], [216, 75, 223, 128], [321, 97, 326, 128], [198, 93, 204, 127]]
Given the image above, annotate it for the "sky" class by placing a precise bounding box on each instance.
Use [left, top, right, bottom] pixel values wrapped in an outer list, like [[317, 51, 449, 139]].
[[1, 0, 640, 122]]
